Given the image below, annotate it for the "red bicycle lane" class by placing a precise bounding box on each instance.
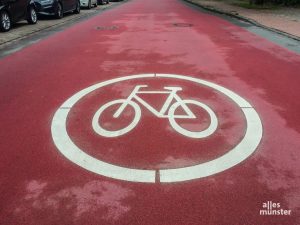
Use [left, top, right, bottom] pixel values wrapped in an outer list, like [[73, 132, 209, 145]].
[[0, 0, 300, 224]]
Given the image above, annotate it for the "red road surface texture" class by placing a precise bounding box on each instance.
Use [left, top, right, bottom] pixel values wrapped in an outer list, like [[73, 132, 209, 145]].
[[0, 0, 300, 224]]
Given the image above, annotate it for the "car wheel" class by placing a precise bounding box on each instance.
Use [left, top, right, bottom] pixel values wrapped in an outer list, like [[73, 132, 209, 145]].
[[0, 10, 11, 32], [55, 3, 63, 19], [87, 0, 92, 9], [27, 6, 38, 24], [74, 1, 80, 14], [99, 0, 104, 5], [106, 0, 109, 4], [94, 0, 97, 7]]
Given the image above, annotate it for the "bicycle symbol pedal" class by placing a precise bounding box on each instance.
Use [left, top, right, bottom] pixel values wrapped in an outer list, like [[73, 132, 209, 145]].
[[92, 85, 218, 138]]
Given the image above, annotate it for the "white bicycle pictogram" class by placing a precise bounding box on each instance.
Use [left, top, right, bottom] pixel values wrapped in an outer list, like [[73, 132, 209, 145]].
[[92, 85, 218, 138]]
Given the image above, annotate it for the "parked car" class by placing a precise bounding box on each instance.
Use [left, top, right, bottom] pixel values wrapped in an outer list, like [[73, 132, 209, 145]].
[[0, 0, 38, 32], [34, 0, 80, 19], [80, 0, 97, 9], [97, 0, 108, 5]]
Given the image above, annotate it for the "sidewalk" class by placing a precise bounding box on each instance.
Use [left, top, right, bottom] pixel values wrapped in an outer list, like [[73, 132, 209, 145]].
[[186, 0, 300, 39], [0, 3, 117, 47]]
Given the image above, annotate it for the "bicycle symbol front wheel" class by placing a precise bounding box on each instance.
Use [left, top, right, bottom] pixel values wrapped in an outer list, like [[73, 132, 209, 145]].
[[92, 99, 141, 137], [168, 99, 218, 138]]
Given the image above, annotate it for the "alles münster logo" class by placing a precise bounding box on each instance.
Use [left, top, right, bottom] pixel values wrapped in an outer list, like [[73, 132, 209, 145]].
[[260, 201, 291, 216]]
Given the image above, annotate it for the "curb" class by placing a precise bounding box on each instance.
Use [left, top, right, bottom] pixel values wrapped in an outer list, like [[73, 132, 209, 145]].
[[184, 0, 300, 42], [0, 14, 89, 47], [0, 1, 125, 48]]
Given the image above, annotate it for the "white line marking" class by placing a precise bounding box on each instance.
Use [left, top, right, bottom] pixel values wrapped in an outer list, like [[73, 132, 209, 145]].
[[51, 74, 263, 183]]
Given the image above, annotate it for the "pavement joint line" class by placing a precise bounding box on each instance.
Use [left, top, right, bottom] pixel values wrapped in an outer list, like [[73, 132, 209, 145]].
[[155, 170, 160, 183], [182, 0, 300, 42]]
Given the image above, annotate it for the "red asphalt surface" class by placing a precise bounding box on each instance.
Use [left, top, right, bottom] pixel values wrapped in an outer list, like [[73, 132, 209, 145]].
[[1, 0, 300, 224]]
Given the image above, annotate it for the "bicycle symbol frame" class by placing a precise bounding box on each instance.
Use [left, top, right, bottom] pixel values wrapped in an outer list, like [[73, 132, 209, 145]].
[[51, 74, 263, 183], [92, 85, 218, 138]]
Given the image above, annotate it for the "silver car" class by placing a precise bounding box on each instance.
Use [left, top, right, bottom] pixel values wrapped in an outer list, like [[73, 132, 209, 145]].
[[80, 0, 97, 9]]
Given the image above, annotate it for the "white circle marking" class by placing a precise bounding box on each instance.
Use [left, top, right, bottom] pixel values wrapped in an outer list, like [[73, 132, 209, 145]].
[[51, 73, 263, 183]]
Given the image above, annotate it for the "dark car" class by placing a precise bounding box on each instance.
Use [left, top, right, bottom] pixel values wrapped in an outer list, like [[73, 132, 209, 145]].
[[34, 0, 80, 19], [0, 0, 38, 32]]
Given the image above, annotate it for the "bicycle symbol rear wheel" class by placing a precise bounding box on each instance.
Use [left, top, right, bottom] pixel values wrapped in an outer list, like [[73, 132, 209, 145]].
[[92, 99, 141, 137]]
